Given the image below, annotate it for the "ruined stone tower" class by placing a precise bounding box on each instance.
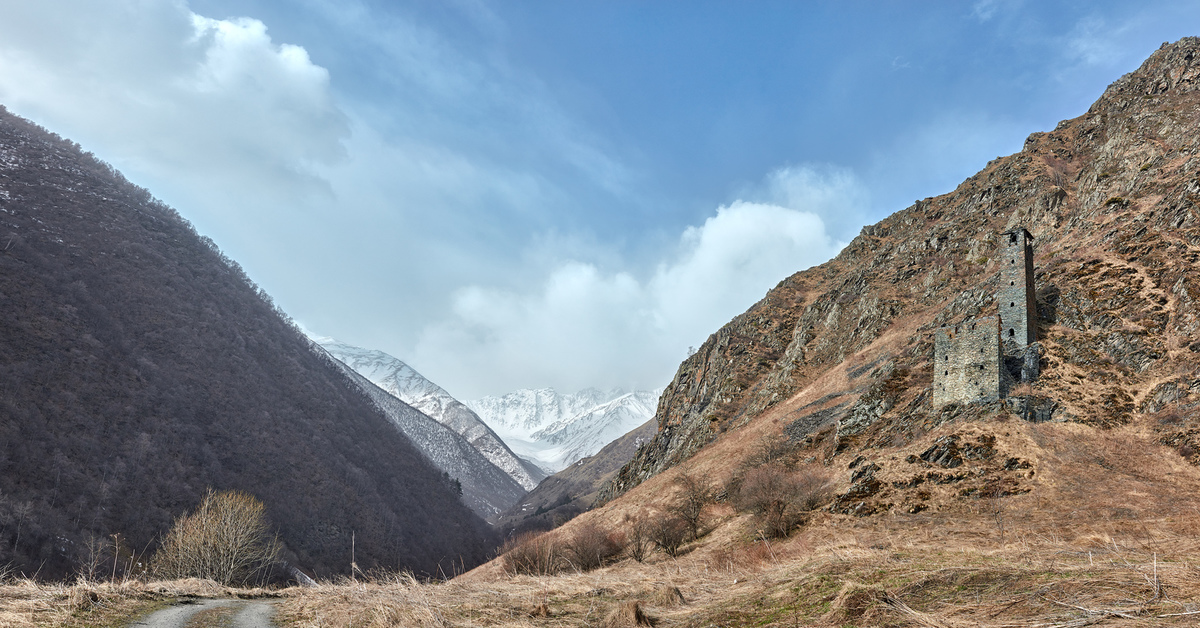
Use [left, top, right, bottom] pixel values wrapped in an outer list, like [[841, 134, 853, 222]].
[[932, 317, 1002, 407], [932, 228, 1039, 408], [998, 228, 1036, 349]]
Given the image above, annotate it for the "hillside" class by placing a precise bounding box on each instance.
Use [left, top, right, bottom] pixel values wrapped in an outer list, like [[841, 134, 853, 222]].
[[492, 418, 656, 537], [599, 37, 1200, 504], [0, 107, 497, 579], [388, 37, 1200, 626]]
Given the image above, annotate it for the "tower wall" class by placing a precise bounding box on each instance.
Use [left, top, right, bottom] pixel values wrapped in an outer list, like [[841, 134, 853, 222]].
[[933, 316, 1002, 408], [998, 228, 1036, 348]]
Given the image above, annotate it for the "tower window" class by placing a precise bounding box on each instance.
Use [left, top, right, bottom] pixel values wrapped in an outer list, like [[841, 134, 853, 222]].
[[1010, 281, 1014, 286], [1009, 328, 1015, 337], [1010, 302, 1015, 307]]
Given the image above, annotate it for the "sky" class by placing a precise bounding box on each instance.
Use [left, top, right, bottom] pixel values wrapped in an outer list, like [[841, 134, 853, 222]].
[[0, 1, 1197, 398]]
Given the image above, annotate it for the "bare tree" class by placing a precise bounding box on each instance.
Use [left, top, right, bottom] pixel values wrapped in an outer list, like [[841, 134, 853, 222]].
[[648, 514, 688, 558], [150, 489, 280, 586], [670, 472, 712, 540]]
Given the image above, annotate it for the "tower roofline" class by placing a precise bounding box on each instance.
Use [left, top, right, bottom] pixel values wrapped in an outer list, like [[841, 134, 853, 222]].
[[1002, 227, 1033, 240]]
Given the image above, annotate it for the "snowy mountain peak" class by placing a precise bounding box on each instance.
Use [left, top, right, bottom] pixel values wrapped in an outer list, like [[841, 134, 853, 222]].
[[316, 338, 546, 491], [466, 387, 663, 473]]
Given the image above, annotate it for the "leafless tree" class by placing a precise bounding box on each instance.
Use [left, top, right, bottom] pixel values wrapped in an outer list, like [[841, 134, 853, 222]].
[[150, 489, 280, 586]]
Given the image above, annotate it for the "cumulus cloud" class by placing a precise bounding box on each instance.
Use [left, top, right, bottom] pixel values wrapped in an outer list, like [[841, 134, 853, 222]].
[[412, 192, 849, 398], [0, 0, 347, 210]]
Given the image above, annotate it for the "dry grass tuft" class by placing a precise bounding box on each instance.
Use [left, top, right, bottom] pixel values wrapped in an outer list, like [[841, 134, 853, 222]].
[[602, 600, 654, 627], [648, 584, 685, 607]]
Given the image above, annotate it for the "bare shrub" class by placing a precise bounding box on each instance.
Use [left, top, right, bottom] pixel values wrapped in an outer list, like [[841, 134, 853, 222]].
[[624, 514, 652, 563], [648, 514, 688, 558], [734, 464, 833, 538], [563, 522, 622, 572], [500, 531, 563, 576], [670, 472, 713, 540], [150, 489, 281, 586]]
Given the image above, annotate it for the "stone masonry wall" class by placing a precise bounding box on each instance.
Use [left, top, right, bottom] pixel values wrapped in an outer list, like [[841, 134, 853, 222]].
[[998, 228, 1036, 349], [933, 316, 1002, 407]]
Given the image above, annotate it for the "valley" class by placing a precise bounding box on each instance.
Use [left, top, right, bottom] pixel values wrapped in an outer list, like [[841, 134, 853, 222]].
[[6, 12, 1200, 628]]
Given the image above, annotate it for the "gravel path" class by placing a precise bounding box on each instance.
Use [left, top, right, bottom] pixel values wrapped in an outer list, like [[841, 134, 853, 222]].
[[128, 598, 276, 628]]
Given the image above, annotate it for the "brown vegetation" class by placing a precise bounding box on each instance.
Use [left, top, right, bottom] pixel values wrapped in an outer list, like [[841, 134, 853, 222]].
[[150, 490, 281, 586]]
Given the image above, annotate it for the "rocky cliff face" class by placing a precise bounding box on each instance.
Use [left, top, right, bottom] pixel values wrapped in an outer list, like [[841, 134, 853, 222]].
[[599, 38, 1200, 503]]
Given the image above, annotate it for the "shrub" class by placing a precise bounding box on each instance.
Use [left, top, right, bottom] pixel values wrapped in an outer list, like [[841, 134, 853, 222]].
[[500, 531, 562, 576], [563, 522, 623, 572], [734, 464, 832, 538], [150, 489, 280, 586], [670, 472, 713, 541], [648, 514, 688, 558], [624, 514, 652, 563]]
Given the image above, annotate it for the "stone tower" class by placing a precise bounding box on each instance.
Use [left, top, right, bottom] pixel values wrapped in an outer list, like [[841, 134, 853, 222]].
[[932, 316, 1003, 407], [998, 228, 1036, 349]]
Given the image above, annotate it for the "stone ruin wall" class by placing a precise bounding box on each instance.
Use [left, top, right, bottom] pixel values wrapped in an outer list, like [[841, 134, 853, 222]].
[[933, 316, 1002, 408]]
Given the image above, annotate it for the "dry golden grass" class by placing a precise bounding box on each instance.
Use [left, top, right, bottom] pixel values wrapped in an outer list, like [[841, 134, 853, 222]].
[[0, 578, 279, 627], [7, 416, 1200, 627]]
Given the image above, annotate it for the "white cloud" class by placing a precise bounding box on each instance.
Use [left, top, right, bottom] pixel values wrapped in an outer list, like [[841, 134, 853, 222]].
[[411, 193, 848, 398], [0, 0, 347, 211], [1064, 16, 1127, 67]]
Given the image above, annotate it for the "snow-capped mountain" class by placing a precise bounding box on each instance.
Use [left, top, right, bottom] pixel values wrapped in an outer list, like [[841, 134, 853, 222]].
[[316, 339, 546, 491], [466, 388, 662, 473], [321, 353, 526, 517]]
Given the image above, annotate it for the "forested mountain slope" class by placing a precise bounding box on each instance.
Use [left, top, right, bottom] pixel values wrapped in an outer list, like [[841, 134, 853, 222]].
[[0, 107, 497, 579]]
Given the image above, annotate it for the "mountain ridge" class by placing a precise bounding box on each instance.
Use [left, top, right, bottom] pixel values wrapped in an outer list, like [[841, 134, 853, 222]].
[[316, 339, 546, 491], [0, 106, 497, 578], [598, 36, 1200, 505]]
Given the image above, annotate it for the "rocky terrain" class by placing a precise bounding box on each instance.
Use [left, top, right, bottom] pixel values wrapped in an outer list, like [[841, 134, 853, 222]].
[[600, 37, 1200, 506]]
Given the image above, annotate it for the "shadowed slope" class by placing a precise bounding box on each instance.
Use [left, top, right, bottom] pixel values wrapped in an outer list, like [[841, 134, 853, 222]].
[[0, 106, 497, 579]]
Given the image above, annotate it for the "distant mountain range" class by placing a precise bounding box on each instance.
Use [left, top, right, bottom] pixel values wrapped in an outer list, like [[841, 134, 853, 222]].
[[316, 346, 527, 518], [315, 339, 547, 492], [466, 388, 662, 474], [314, 339, 661, 479]]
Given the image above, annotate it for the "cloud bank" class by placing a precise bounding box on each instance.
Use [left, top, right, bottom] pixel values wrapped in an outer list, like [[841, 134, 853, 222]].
[[412, 166, 855, 397], [0, 0, 347, 211]]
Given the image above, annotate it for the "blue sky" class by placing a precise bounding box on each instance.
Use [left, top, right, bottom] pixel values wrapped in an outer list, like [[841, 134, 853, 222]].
[[0, 1, 1197, 397]]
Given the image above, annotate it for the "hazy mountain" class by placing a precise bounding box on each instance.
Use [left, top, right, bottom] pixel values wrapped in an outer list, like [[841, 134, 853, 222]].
[[0, 106, 496, 579], [317, 346, 527, 518], [466, 388, 661, 473], [315, 339, 546, 491]]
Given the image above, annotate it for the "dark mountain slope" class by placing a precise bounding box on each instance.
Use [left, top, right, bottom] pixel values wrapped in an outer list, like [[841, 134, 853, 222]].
[[599, 37, 1200, 503], [0, 106, 496, 579], [494, 418, 655, 537]]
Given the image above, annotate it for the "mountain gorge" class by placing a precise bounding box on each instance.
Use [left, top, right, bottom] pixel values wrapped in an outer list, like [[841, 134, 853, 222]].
[[0, 107, 497, 579]]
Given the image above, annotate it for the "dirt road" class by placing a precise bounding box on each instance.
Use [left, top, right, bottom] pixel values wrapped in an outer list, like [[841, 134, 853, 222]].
[[128, 598, 276, 628]]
